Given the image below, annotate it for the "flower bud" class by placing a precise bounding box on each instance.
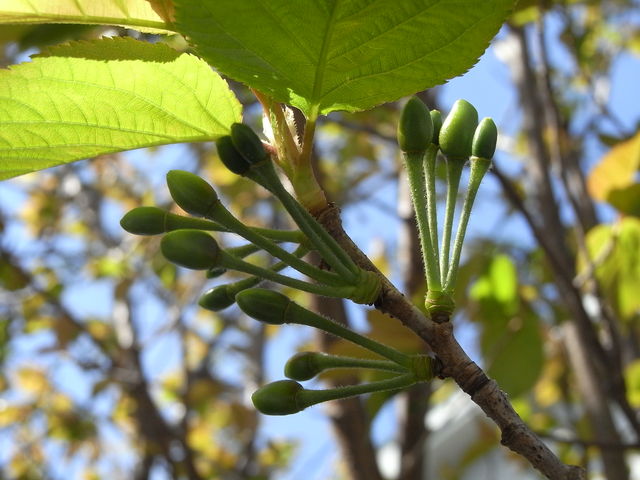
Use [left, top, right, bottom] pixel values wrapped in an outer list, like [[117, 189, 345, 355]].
[[430, 110, 442, 145], [120, 206, 167, 235], [230, 123, 269, 165], [285, 352, 322, 381], [160, 230, 220, 270], [397, 96, 433, 153], [472, 117, 497, 160], [166, 170, 219, 217], [251, 380, 303, 415], [215, 135, 251, 175], [198, 285, 235, 311], [235, 288, 290, 325], [439, 99, 478, 159], [121, 207, 222, 235]]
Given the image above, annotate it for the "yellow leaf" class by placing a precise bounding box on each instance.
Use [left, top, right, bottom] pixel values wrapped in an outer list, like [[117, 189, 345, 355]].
[[15, 367, 49, 396], [588, 131, 640, 202], [0, 405, 29, 427]]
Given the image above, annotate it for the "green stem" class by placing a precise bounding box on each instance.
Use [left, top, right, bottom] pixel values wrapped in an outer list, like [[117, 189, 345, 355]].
[[424, 144, 440, 265], [208, 203, 347, 287], [298, 117, 317, 169], [287, 302, 413, 368], [314, 354, 409, 373], [227, 246, 309, 294], [202, 246, 309, 310], [250, 163, 360, 280], [297, 373, 417, 408], [219, 251, 355, 299], [403, 151, 441, 290], [440, 157, 465, 285], [250, 227, 305, 244], [444, 157, 491, 291], [226, 243, 262, 258]]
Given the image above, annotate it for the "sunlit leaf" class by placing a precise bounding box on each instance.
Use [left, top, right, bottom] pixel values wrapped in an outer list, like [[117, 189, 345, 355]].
[[625, 359, 640, 407], [580, 218, 640, 321], [0, 0, 173, 33], [175, 0, 513, 118], [15, 366, 49, 395], [145, 0, 175, 23], [0, 37, 242, 180], [587, 130, 640, 214], [470, 254, 519, 318]]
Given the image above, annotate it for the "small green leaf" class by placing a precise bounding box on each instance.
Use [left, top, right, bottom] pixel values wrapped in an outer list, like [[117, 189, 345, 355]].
[[174, 0, 513, 118], [0, 0, 173, 33], [0, 38, 242, 180]]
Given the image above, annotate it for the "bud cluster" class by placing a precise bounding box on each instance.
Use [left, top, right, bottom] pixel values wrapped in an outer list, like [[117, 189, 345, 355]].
[[397, 97, 498, 320], [120, 123, 420, 416]]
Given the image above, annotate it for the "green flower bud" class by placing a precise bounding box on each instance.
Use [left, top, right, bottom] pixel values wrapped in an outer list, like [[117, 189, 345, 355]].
[[439, 99, 478, 159], [285, 352, 322, 381], [230, 123, 269, 165], [472, 117, 497, 160], [166, 170, 219, 217], [121, 206, 223, 235], [216, 135, 251, 175], [397, 96, 433, 153], [120, 206, 167, 235], [235, 288, 290, 325], [198, 285, 235, 311], [430, 110, 442, 145], [160, 230, 220, 270], [251, 380, 303, 415]]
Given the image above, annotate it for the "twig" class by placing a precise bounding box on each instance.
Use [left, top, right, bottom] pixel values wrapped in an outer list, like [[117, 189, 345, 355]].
[[313, 202, 585, 480]]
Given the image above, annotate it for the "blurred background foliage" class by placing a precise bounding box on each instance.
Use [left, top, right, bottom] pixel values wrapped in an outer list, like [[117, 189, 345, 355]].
[[1, 0, 640, 479]]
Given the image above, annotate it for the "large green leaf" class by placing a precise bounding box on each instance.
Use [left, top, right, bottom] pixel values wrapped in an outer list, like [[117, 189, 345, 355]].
[[0, 37, 242, 180], [471, 255, 543, 397], [175, 0, 513, 118], [0, 0, 172, 33]]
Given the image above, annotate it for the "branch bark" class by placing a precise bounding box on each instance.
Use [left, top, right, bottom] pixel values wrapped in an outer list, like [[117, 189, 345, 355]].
[[313, 203, 585, 480]]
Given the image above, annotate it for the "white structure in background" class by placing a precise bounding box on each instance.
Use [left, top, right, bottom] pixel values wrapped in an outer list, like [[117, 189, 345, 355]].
[[378, 391, 542, 480], [379, 389, 640, 479], [422, 391, 542, 479]]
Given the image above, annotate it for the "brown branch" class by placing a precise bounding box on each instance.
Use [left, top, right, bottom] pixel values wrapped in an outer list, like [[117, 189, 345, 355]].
[[313, 202, 585, 480], [504, 24, 631, 479]]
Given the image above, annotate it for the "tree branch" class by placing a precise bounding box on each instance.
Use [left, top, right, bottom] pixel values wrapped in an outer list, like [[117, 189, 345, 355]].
[[313, 202, 585, 480]]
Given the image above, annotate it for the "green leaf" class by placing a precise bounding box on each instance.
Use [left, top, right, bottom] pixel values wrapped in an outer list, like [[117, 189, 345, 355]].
[[580, 219, 640, 321], [470, 254, 519, 318], [0, 37, 242, 180], [174, 0, 513, 118], [481, 308, 543, 398], [0, 0, 173, 33], [624, 359, 640, 407], [470, 255, 543, 397]]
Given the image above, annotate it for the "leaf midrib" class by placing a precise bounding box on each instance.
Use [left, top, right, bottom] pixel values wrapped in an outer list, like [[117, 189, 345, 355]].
[[309, 0, 341, 120]]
